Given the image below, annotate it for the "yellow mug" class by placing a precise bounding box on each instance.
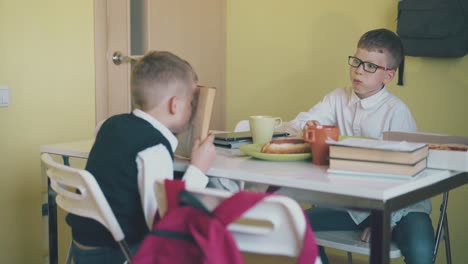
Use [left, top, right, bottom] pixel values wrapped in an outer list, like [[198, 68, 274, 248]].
[[249, 115, 282, 144]]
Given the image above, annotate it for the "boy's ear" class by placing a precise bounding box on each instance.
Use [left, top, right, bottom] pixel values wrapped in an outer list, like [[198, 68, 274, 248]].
[[383, 69, 396, 85], [168, 96, 178, 115]]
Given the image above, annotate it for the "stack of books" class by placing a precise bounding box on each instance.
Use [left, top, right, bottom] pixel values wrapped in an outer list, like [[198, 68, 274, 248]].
[[327, 138, 429, 178]]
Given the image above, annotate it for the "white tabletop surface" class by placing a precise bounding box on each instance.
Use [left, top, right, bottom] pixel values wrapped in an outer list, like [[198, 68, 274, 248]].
[[176, 151, 458, 202], [40, 139, 460, 204], [40, 139, 93, 159]]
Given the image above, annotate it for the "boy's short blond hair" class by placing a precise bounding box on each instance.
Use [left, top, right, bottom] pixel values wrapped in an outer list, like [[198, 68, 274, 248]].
[[357, 28, 404, 70], [131, 51, 198, 111]]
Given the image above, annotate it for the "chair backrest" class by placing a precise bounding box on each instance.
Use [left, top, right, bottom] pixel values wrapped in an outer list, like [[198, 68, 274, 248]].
[[234, 120, 250, 132], [41, 153, 125, 242], [155, 180, 308, 257]]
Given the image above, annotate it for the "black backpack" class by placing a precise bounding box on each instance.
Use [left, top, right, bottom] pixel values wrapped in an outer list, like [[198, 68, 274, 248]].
[[397, 0, 468, 58]]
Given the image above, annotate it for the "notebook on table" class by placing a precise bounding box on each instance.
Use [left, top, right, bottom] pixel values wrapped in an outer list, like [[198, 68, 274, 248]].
[[214, 131, 289, 149]]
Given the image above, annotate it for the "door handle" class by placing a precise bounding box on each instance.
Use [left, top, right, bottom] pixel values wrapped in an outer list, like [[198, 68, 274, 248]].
[[112, 51, 143, 65]]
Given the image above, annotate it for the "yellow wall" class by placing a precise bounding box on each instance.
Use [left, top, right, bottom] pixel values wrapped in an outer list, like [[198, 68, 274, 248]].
[[0, 0, 95, 262], [226, 1, 467, 263], [1, 0, 466, 263]]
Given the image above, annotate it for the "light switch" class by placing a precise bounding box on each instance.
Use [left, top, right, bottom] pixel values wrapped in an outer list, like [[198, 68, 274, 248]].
[[0, 86, 10, 107]]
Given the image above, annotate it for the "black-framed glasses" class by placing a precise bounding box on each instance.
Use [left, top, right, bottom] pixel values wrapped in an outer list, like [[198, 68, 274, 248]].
[[348, 56, 390, 73]]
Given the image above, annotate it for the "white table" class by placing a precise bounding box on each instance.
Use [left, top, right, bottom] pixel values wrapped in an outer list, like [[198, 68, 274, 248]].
[[41, 139, 468, 264]]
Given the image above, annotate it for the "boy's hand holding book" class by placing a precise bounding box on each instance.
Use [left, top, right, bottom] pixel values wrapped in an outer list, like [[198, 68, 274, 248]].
[[190, 133, 216, 173]]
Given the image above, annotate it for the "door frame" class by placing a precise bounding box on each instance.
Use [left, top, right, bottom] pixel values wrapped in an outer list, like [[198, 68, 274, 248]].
[[94, 0, 107, 125], [94, 0, 132, 125]]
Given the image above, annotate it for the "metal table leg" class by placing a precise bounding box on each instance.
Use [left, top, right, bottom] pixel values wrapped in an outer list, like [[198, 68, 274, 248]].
[[46, 155, 70, 264], [370, 209, 391, 264], [443, 212, 452, 264], [433, 192, 452, 264], [47, 177, 58, 264]]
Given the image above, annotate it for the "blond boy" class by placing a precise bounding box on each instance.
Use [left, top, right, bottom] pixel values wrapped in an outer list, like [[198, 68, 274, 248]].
[[67, 51, 216, 263]]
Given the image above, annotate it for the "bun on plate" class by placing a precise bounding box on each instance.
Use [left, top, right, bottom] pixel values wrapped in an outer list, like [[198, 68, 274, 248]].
[[428, 143, 468, 152], [261, 138, 311, 154]]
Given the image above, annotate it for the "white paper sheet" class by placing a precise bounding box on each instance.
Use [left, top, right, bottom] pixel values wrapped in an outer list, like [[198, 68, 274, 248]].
[[326, 138, 427, 152]]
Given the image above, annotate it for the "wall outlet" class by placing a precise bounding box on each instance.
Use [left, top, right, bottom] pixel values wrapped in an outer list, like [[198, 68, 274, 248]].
[[0, 86, 10, 107]]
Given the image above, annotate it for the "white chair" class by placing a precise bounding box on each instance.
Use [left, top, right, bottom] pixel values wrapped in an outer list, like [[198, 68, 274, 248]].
[[234, 119, 250, 132], [156, 180, 322, 263], [41, 153, 133, 264]]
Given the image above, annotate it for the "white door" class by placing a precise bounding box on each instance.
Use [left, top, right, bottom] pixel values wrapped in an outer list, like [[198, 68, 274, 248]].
[[94, 0, 226, 130]]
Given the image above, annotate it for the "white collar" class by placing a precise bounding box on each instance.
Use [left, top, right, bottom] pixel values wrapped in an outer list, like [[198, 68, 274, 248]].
[[348, 86, 390, 109], [132, 109, 178, 152]]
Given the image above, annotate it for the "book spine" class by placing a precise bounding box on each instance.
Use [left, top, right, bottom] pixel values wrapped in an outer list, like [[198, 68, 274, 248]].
[[329, 158, 427, 176]]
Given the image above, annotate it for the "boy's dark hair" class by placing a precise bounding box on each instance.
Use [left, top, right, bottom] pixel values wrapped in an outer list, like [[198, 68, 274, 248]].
[[131, 51, 198, 111], [357, 28, 404, 70]]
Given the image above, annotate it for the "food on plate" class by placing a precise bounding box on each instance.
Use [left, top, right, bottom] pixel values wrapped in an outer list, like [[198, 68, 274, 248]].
[[261, 138, 311, 154], [428, 143, 468, 152]]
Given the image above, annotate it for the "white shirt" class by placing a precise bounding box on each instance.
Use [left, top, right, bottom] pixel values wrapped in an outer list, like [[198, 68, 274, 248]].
[[287, 87, 417, 139], [129, 110, 209, 229], [287, 87, 430, 228]]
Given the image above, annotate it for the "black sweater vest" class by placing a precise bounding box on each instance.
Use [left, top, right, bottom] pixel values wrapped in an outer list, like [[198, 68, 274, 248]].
[[66, 113, 174, 247]]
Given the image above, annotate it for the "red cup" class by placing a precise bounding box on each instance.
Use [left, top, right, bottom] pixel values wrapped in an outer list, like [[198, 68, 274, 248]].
[[303, 125, 340, 165]]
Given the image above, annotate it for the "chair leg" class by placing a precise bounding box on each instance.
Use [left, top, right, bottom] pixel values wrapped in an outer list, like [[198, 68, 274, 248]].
[[347, 252, 353, 264], [65, 241, 73, 264], [117, 240, 133, 264], [433, 192, 450, 263], [443, 212, 452, 264]]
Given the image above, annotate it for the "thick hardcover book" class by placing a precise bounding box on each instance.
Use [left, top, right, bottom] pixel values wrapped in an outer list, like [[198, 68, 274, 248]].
[[175, 86, 216, 159], [329, 158, 427, 177], [328, 138, 428, 164]]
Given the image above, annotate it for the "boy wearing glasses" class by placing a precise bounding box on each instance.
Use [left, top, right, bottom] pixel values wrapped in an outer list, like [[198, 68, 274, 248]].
[[287, 28, 416, 139], [283, 29, 434, 264]]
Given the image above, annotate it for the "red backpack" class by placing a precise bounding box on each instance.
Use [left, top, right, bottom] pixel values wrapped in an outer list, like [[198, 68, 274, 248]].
[[133, 179, 318, 264]]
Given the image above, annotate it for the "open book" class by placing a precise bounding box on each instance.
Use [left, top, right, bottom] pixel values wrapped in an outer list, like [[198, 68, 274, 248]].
[[175, 86, 216, 159]]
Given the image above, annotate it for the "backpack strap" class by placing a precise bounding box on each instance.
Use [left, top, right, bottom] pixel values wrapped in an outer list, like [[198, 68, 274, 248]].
[[178, 190, 214, 216], [164, 179, 186, 212], [297, 212, 319, 264], [213, 191, 270, 225]]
